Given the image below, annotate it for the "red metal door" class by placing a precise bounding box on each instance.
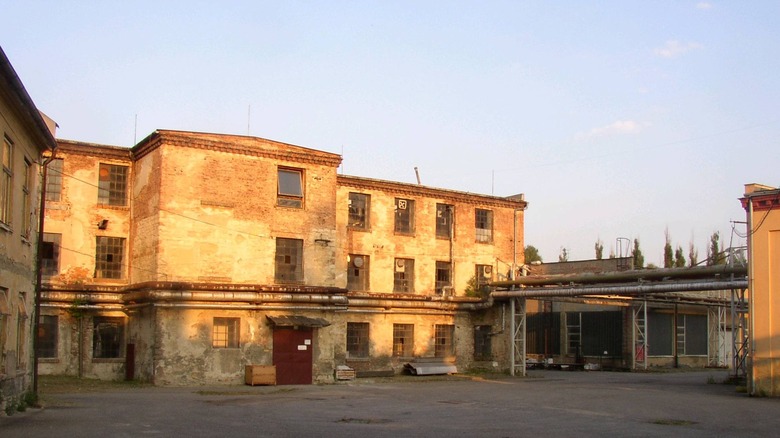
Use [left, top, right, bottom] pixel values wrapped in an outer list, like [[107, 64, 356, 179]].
[[273, 328, 314, 385]]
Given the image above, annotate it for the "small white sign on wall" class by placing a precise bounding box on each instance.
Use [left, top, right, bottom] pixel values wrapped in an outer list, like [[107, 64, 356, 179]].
[[304, 339, 311, 345], [298, 345, 307, 351]]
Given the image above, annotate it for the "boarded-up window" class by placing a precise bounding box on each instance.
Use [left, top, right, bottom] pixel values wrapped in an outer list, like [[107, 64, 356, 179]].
[[527, 312, 561, 356], [474, 325, 492, 361], [648, 312, 673, 356], [37, 315, 58, 358]]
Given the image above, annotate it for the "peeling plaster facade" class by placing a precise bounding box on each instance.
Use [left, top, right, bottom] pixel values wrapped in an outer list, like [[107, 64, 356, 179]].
[[40, 130, 526, 385], [0, 46, 57, 411]]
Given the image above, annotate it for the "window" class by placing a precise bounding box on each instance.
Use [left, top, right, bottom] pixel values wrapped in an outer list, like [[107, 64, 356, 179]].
[[1, 136, 12, 225], [17, 309, 27, 368], [475, 264, 493, 295], [0, 288, 8, 372], [348, 193, 370, 229], [37, 315, 58, 358], [212, 317, 240, 348], [275, 238, 303, 282], [394, 198, 415, 234], [435, 261, 451, 295], [346, 322, 369, 358], [434, 324, 454, 358], [41, 233, 61, 276], [393, 258, 414, 293], [475, 209, 493, 243], [393, 324, 414, 357], [97, 164, 128, 206], [435, 204, 453, 238], [46, 158, 63, 201], [92, 317, 124, 358], [277, 168, 303, 208], [21, 159, 32, 238], [95, 236, 125, 279], [474, 325, 492, 361], [347, 254, 369, 291]]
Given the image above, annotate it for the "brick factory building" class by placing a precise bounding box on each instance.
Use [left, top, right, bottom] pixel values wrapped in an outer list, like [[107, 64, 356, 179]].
[[38, 130, 527, 385]]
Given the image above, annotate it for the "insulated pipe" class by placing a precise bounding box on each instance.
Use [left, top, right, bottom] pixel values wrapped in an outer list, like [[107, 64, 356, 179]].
[[42, 291, 124, 304], [121, 290, 348, 305], [491, 265, 747, 288], [126, 303, 349, 312], [347, 297, 492, 311], [491, 280, 748, 299]]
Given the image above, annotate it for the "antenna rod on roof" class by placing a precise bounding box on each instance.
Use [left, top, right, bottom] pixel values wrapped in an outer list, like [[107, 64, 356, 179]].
[[414, 167, 421, 185], [133, 114, 137, 145], [247, 105, 251, 135]]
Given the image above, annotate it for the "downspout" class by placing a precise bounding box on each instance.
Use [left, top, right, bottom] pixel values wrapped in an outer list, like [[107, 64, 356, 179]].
[[33, 148, 56, 397]]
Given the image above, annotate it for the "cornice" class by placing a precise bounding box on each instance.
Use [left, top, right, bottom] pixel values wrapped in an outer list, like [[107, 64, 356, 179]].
[[132, 130, 343, 168], [337, 175, 527, 209]]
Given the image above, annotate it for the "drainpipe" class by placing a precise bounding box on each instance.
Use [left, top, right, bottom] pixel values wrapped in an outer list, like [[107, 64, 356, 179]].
[[33, 148, 56, 397]]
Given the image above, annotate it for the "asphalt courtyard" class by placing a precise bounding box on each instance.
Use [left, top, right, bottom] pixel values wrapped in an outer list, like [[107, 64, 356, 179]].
[[2, 369, 779, 437]]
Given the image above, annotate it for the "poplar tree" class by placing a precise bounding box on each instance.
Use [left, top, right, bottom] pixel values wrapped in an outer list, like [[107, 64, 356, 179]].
[[632, 239, 644, 269]]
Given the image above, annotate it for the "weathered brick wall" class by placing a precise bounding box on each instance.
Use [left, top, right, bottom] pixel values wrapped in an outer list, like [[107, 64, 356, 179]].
[[44, 142, 132, 285], [336, 176, 524, 295]]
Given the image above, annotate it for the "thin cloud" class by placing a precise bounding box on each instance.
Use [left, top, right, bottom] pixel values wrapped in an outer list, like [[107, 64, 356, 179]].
[[696, 2, 713, 10], [654, 40, 704, 58], [576, 120, 648, 140]]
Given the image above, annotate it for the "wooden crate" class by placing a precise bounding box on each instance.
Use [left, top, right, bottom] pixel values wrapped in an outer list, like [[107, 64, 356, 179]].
[[245, 365, 276, 386]]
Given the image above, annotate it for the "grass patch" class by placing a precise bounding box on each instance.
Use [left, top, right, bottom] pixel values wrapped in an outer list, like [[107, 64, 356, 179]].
[[39, 375, 150, 394]]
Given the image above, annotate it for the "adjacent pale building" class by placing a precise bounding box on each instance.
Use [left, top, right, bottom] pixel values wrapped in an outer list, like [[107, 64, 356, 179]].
[[741, 183, 780, 396], [0, 46, 57, 411]]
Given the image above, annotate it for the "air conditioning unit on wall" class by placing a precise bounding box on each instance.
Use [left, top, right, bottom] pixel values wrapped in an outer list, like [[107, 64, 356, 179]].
[[395, 259, 406, 272], [482, 265, 493, 276]]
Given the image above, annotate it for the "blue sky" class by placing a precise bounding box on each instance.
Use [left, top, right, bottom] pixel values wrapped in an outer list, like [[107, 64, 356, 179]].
[[2, 1, 777, 265]]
